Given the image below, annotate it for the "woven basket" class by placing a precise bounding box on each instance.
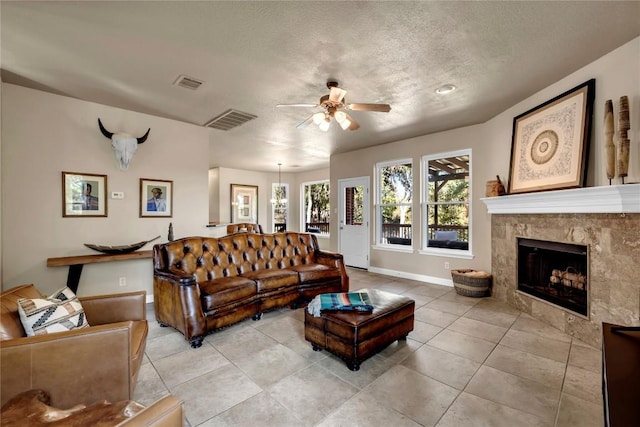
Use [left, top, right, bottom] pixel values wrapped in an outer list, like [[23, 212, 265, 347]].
[[451, 269, 492, 297], [485, 176, 506, 197]]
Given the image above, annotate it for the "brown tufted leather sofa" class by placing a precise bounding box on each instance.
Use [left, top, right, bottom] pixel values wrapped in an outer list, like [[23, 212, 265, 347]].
[[153, 231, 349, 348], [0, 284, 148, 409]]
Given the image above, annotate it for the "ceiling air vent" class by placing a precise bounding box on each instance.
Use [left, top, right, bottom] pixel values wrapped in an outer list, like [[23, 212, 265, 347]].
[[204, 109, 258, 131], [173, 74, 204, 90]]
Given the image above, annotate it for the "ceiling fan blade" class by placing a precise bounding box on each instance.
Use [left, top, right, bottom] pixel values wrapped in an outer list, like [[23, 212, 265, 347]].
[[296, 115, 314, 129], [276, 103, 318, 108], [347, 103, 391, 112], [329, 87, 346, 103]]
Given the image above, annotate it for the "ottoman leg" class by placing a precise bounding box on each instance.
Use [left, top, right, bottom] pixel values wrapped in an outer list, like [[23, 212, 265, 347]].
[[347, 360, 360, 371], [312, 344, 322, 352]]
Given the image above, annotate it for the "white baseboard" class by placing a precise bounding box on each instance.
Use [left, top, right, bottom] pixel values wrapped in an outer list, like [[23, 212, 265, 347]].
[[144, 270, 452, 303], [367, 266, 454, 287]]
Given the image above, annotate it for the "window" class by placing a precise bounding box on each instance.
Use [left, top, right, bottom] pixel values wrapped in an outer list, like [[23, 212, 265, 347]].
[[271, 183, 288, 232], [345, 185, 364, 226], [422, 149, 471, 252], [302, 180, 330, 235], [375, 159, 413, 246]]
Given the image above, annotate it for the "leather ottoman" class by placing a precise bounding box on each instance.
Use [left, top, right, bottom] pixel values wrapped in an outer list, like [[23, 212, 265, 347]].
[[304, 288, 415, 371]]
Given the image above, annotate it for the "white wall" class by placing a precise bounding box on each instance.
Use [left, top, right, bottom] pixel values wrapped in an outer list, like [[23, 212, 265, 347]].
[[1, 84, 210, 297], [331, 124, 490, 283], [208, 166, 331, 249], [330, 36, 640, 283], [208, 168, 220, 223], [0, 73, 3, 279], [491, 37, 640, 187], [0, 0, 2, 282], [213, 166, 296, 231]]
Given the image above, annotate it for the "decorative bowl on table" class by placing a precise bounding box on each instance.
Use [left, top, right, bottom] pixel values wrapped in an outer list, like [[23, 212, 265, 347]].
[[84, 235, 160, 255]]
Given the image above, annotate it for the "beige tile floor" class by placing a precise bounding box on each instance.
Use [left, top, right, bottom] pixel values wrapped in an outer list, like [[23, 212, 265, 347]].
[[134, 268, 604, 426]]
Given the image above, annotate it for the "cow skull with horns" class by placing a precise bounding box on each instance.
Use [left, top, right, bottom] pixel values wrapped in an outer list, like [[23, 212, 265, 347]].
[[98, 118, 150, 170]]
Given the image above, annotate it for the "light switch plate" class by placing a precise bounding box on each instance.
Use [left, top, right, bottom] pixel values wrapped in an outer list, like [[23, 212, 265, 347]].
[[111, 191, 124, 199]]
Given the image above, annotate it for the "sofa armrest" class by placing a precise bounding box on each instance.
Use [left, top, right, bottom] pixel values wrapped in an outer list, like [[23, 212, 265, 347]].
[[118, 395, 184, 426], [153, 271, 207, 345], [81, 291, 147, 325], [153, 270, 196, 285], [1, 322, 135, 409], [316, 251, 350, 292], [316, 250, 343, 260]]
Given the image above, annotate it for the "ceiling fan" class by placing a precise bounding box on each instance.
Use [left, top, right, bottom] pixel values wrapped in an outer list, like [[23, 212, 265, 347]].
[[276, 81, 391, 131]]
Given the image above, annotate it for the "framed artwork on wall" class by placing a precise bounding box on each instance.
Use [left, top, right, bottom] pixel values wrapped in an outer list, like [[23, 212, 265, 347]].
[[140, 178, 173, 217], [508, 79, 595, 194], [62, 171, 107, 217], [230, 184, 258, 223]]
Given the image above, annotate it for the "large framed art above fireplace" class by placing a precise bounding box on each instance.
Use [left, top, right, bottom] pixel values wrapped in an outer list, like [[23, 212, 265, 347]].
[[483, 184, 640, 347]]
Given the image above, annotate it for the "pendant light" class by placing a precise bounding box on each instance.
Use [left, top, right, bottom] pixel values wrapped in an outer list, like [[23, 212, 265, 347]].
[[271, 163, 287, 204]]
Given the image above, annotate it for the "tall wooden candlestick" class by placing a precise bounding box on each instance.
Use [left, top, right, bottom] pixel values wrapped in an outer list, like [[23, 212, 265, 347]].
[[604, 100, 615, 184], [617, 96, 630, 183]]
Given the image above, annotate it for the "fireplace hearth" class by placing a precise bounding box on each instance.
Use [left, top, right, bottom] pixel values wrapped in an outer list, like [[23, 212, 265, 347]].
[[517, 238, 588, 316], [485, 185, 639, 347]]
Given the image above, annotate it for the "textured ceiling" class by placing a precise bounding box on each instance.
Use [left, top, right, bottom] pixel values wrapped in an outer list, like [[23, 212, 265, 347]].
[[2, 1, 639, 173]]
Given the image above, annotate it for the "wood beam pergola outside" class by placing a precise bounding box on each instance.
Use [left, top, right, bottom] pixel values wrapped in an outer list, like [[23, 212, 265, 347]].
[[427, 155, 470, 234]]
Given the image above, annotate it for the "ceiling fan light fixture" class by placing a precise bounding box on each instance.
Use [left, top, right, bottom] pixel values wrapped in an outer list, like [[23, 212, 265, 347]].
[[334, 110, 347, 124], [312, 112, 326, 125], [278, 81, 390, 132], [436, 84, 457, 95], [318, 118, 331, 132]]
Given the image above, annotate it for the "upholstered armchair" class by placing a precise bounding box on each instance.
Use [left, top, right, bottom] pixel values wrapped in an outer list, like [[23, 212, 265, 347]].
[[226, 222, 263, 234], [0, 284, 148, 409], [1, 390, 184, 426]]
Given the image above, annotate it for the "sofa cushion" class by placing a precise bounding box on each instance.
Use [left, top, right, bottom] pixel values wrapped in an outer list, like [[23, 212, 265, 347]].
[[288, 264, 341, 284], [17, 287, 90, 336], [200, 277, 257, 311], [241, 269, 299, 293]]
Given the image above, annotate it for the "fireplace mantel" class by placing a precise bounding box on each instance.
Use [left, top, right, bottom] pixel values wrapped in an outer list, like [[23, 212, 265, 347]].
[[481, 184, 640, 214]]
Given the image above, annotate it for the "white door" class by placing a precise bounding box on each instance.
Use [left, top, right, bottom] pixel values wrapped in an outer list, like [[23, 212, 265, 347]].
[[338, 177, 369, 269]]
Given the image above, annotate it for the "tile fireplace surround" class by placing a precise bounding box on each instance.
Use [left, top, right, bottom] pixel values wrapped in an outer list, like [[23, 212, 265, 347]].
[[483, 184, 640, 347]]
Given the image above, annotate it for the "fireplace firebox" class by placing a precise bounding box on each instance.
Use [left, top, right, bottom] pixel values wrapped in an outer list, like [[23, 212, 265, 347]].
[[517, 238, 588, 316]]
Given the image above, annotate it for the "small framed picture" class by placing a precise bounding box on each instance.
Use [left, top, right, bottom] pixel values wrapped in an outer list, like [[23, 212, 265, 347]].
[[140, 178, 173, 218], [62, 171, 108, 217], [230, 184, 258, 223]]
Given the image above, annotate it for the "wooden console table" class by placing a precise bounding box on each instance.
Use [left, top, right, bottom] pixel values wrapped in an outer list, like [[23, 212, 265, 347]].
[[46, 251, 153, 293]]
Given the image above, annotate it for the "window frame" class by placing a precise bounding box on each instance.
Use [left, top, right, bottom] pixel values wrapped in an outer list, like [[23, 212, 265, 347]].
[[419, 148, 473, 259], [301, 179, 330, 238], [374, 158, 414, 250]]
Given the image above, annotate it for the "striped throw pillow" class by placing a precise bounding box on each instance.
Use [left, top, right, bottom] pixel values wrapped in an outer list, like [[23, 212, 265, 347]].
[[17, 287, 90, 336]]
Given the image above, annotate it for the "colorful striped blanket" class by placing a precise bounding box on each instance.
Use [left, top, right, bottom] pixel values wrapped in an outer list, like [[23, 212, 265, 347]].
[[307, 292, 374, 317]]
